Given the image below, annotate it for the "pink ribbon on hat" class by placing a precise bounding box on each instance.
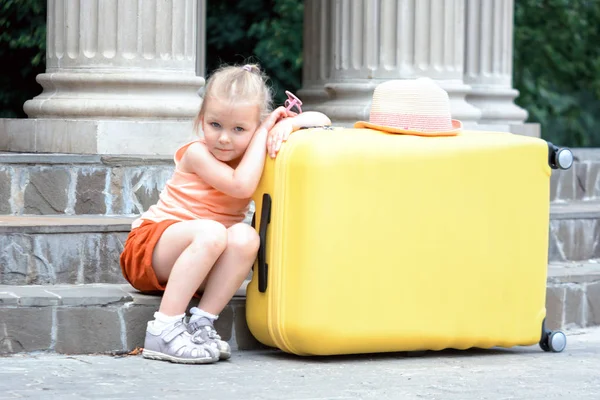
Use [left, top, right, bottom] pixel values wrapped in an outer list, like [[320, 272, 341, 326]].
[[369, 112, 453, 132]]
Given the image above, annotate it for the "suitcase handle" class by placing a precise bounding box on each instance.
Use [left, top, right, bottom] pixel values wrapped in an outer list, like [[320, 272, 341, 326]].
[[257, 193, 272, 293]]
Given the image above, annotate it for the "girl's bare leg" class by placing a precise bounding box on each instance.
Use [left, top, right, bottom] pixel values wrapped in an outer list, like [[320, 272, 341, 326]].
[[151, 219, 228, 316], [198, 223, 259, 315]]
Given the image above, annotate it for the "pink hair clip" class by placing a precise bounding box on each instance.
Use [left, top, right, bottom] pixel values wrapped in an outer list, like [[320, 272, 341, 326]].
[[242, 65, 252, 72], [284, 90, 303, 114]]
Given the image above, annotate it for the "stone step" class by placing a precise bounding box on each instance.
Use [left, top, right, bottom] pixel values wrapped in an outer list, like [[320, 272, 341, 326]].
[[546, 261, 600, 330], [0, 214, 258, 286], [0, 149, 598, 216], [551, 148, 600, 202], [1, 262, 598, 355], [0, 152, 173, 216], [0, 282, 258, 355], [1, 206, 598, 285], [0, 215, 133, 285], [549, 201, 600, 262]]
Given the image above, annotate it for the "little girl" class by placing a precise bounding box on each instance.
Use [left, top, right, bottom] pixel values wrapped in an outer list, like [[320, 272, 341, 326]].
[[120, 63, 331, 364]]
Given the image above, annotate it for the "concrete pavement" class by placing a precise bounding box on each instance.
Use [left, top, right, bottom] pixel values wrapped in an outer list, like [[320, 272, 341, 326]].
[[1, 328, 599, 400]]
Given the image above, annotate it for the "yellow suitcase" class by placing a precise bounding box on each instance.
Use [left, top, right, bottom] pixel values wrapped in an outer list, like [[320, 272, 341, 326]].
[[247, 127, 572, 356]]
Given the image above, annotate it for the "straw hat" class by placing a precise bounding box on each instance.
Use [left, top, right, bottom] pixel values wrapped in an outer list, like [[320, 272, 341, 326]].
[[354, 78, 462, 136]]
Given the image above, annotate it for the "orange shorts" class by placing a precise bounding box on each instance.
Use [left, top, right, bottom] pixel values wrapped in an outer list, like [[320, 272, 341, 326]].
[[120, 219, 180, 294]]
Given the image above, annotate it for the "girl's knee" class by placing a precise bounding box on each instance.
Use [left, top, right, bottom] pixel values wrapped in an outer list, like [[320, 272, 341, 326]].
[[189, 220, 227, 254], [227, 223, 260, 256]]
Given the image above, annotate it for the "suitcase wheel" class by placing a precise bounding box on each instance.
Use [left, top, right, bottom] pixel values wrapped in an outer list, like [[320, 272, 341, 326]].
[[547, 142, 574, 170], [548, 331, 567, 353], [539, 319, 567, 353]]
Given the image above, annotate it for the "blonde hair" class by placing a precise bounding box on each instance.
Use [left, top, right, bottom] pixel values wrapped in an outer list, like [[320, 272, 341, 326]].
[[194, 63, 273, 133]]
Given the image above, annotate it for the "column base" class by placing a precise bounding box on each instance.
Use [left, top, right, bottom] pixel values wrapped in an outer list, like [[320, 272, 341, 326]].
[[302, 80, 483, 127], [310, 82, 378, 127], [297, 84, 331, 110], [509, 123, 541, 138], [466, 86, 529, 124], [471, 122, 541, 138], [437, 80, 483, 123], [0, 118, 197, 156], [23, 72, 205, 120]]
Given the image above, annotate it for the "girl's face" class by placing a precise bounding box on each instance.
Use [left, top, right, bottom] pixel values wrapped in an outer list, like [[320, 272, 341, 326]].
[[201, 97, 261, 164]]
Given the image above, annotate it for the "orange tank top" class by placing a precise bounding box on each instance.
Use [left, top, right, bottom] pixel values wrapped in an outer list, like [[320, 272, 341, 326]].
[[131, 140, 251, 229]]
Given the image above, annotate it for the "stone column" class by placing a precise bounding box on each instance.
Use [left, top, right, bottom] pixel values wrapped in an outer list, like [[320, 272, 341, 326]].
[[297, 0, 333, 107], [300, 0, 481, 127], [464, 0, 528, 125], [1, 0, 205, 155], [196, 0, 206, 77], [25, 0, 203, 119]]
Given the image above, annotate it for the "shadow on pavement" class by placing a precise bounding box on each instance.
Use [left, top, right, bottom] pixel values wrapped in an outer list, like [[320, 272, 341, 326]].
[[251, 345, 544, 364]]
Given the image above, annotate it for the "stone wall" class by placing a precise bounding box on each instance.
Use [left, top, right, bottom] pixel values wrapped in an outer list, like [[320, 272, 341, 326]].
[[550, 157, 600, 202], [546, 263, 600, 330], [549, 150, 600, 262]]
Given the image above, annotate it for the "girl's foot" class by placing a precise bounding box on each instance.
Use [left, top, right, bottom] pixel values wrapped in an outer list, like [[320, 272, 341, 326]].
[[187, 317, 232, 360], [143, 319, 219, 364]]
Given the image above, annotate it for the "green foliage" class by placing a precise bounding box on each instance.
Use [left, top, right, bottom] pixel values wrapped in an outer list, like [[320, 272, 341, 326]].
[[513, 0, 600, 147], [0, 0, 46, 118], [206, 0, 303, 105]]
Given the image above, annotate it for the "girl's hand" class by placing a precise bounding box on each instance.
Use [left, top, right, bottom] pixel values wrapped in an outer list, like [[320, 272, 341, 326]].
[[267, 118, 294, 158], [266, 111, 332, 158], [257, 107, 292, 137]]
